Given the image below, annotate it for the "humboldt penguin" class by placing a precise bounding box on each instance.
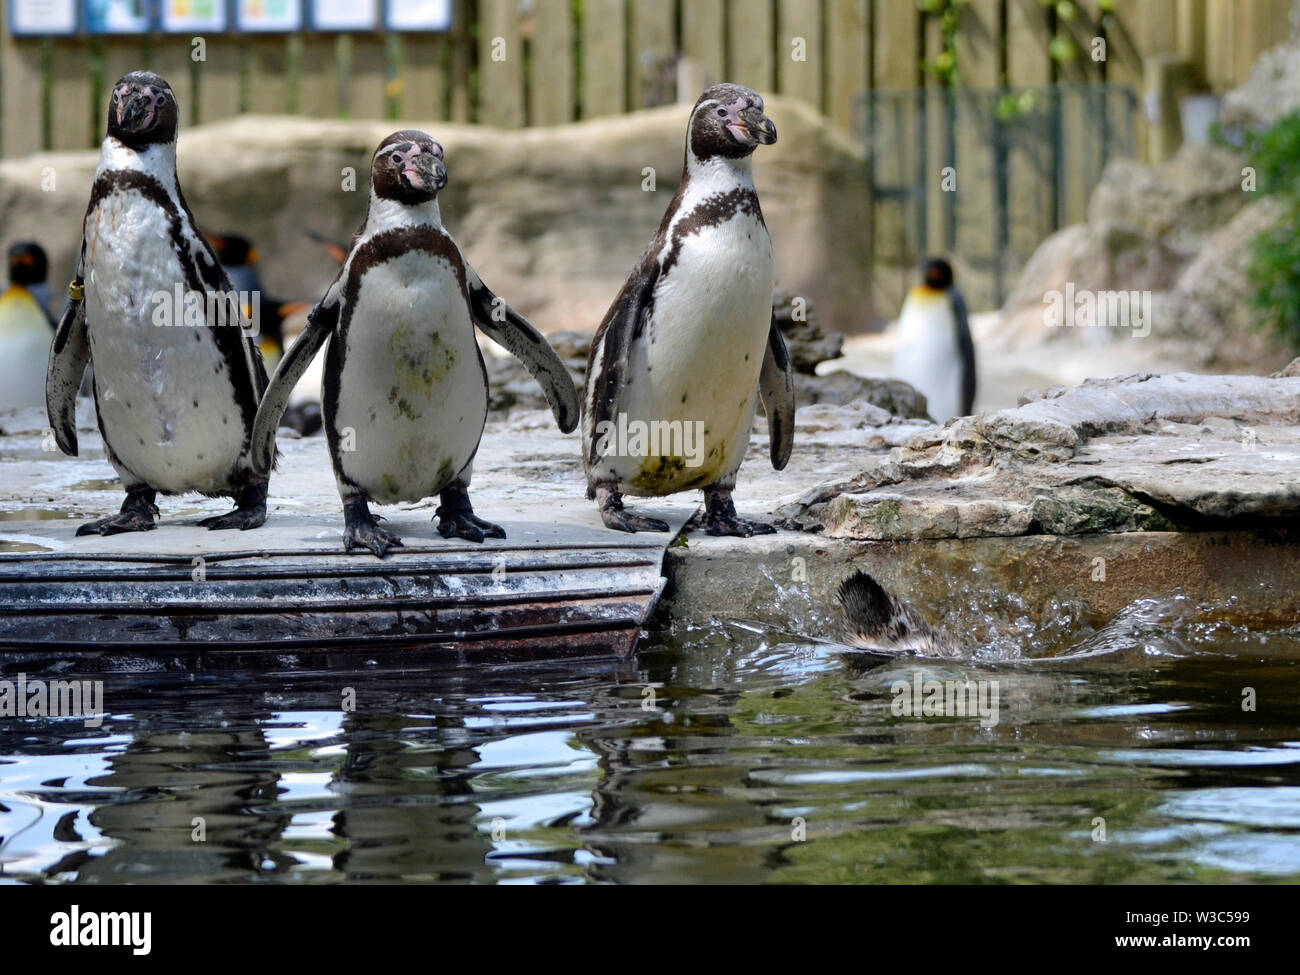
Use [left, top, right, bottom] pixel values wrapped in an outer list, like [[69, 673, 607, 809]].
[[582, 83, 794, 536], [250, 130, 579, 557], [837, 569, 959, 658], [892, 258, 976, 423], [0, 242, 56, 412], [45, 71, 270, 535]]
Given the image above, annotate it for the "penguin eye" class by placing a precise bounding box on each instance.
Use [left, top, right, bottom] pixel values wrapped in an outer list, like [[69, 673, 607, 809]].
[[390, 151, 403, 165], [154, 92, 168, 106], [716, 107, 728, 117]]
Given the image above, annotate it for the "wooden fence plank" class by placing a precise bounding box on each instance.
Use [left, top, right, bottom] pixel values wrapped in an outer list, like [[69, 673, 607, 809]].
[[681, 0, 724, 94], [581, 0, 626, 119], [397, 34, 448, 121], [874, 0, 919, 89], [1, 36, 43, 157], [629, 0, 675, 109], [1006, 0, 1051, 85], [49, 40, 93, 150], [1006, 0, 1055, 262], [246, 35, 290, 115], [348, 32, 389, 120], [953, 0, 999, 307], [827, 0, 868, 130], [530, 0, 574, 125], [923, 9, 949, 257], [196, 37, 243, 125], [298, 35, 341, 118], [478, 0, 525, 127], [728, 0, 776, 94], [778, 0, 822, 111], [449, 0, 472, 121]]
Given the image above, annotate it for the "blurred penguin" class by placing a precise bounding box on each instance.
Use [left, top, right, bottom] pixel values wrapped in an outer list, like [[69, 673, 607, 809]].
[[0, 242, 56, 411], [207, 231, 320, 435], [892, 258, 976, 423]]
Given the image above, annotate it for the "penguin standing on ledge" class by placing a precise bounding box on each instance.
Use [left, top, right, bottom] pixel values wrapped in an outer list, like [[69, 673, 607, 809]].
[[46, 71, 271, 535], [0, 243, 56, 412], [250, 130, 579, 557], [892, 258, 976, 423], [583, 83, 795, 536]]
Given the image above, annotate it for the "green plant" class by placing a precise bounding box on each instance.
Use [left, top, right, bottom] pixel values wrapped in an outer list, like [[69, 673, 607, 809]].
[[1244, 112, 1300, 350]]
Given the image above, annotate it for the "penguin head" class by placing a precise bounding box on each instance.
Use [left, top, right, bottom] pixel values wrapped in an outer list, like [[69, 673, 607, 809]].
[[372, 130, 448, 205], [8, 242, 48, 286], [921, 258, 954, 292], [207, 232, 257, 268], [106, 71, 178, 148], [688, 84, 777, 162]]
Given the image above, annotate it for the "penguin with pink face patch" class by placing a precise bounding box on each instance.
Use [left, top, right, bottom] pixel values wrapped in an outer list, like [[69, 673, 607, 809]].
[[251, 130, 579, 557]]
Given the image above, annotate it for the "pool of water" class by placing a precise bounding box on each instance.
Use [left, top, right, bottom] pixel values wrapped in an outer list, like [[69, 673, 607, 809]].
[[2, 594, 1299, 884]]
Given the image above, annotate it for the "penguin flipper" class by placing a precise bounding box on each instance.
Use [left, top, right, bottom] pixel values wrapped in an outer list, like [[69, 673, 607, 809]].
[[250, 305, 334, 476], [45, 284, 89, 456], [759, 311, 795, 470], [584, 254, 659, 466], [952, 287, 976, 416], [465, 265, 580, 434]]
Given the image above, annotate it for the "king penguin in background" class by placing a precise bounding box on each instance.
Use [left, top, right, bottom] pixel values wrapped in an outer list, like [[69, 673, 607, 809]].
[[892, 258, 976, 423], [583, 83, 795, 536], [46, 71, 271, 535], [250, 130, 579, 557], [0, 243, 56, 412]]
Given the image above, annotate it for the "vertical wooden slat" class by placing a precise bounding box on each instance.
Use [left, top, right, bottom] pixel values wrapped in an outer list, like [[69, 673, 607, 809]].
[[1006, 0, 1054, 266], [826, 0, 867, 130], [398, 34, 448, 121], [349, 33, 389, 119], [479, 0, 525, 127], [0, 0, 43, 157], [299, 35, 341, 118], [728, 0, 776, 94], [924, 9, 949, 256], [1005, 0, 1051, 85], [630, 0, 675, 109], [874, 0, 919, 89], [1176, 0, 1207, 69], [247, 36, 291, 114], [581, 0, 626, 119], [682, 0, 725, 91], [449, 0, 472, 122], [778, 0, 822, 111], [952, 0, 999, 308], [197, 38, 243, 125], [530, 0, 574, 125], [49, 40, 94, 150]]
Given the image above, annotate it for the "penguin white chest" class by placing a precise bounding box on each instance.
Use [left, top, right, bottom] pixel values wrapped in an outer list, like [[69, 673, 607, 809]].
[[82, 190, 248, 493], [614, 211, 773, 495], [893, 296, 962, 423], [331, 251, 486, 504]]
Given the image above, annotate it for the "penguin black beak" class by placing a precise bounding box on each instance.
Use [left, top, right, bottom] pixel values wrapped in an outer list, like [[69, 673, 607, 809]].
[[117, 90, 154, 133], [403, 153, 447, 195], [739, 105, 777, 146]]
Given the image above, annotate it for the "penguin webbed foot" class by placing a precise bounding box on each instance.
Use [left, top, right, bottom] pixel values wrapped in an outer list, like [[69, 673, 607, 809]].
[[595, 484, 669, 534], [435, 484, 506, 543], [199, 481, 268, 532], [702, 487, 777, 538], [343, 495, 403, 558], [77, 487, 158, 536]]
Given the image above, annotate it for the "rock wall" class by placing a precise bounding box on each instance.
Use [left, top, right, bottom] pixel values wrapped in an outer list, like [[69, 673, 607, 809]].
[[0, 97, 872, 336]]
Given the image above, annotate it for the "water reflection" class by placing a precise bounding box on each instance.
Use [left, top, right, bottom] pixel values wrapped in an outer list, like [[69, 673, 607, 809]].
[[1, 603, 1298, 884]]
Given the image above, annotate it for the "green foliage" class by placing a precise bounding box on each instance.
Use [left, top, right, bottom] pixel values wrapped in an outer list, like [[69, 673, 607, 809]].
[[1244, 112, 1300, 349]]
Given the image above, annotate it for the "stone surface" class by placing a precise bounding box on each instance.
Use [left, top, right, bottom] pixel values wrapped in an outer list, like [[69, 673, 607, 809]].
[[778, 372, 1300, 540], [0, 97, 871, 337]]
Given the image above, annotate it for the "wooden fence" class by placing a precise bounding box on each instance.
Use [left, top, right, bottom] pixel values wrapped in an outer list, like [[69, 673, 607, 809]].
[[1, 0, 1295, 160]]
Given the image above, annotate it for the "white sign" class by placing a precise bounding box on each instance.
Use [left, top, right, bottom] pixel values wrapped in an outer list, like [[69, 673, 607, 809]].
[[10, 0, 78, 35], [83, 0, 152, 34], [234, 0, 302, 32], [310, 0, 375, 31], [385, 0, 450, 32], [160, 0, 226, 33]]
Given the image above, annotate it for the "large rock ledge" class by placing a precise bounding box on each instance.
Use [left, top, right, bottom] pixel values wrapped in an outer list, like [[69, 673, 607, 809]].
[[777, 372, 1300, 541]]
